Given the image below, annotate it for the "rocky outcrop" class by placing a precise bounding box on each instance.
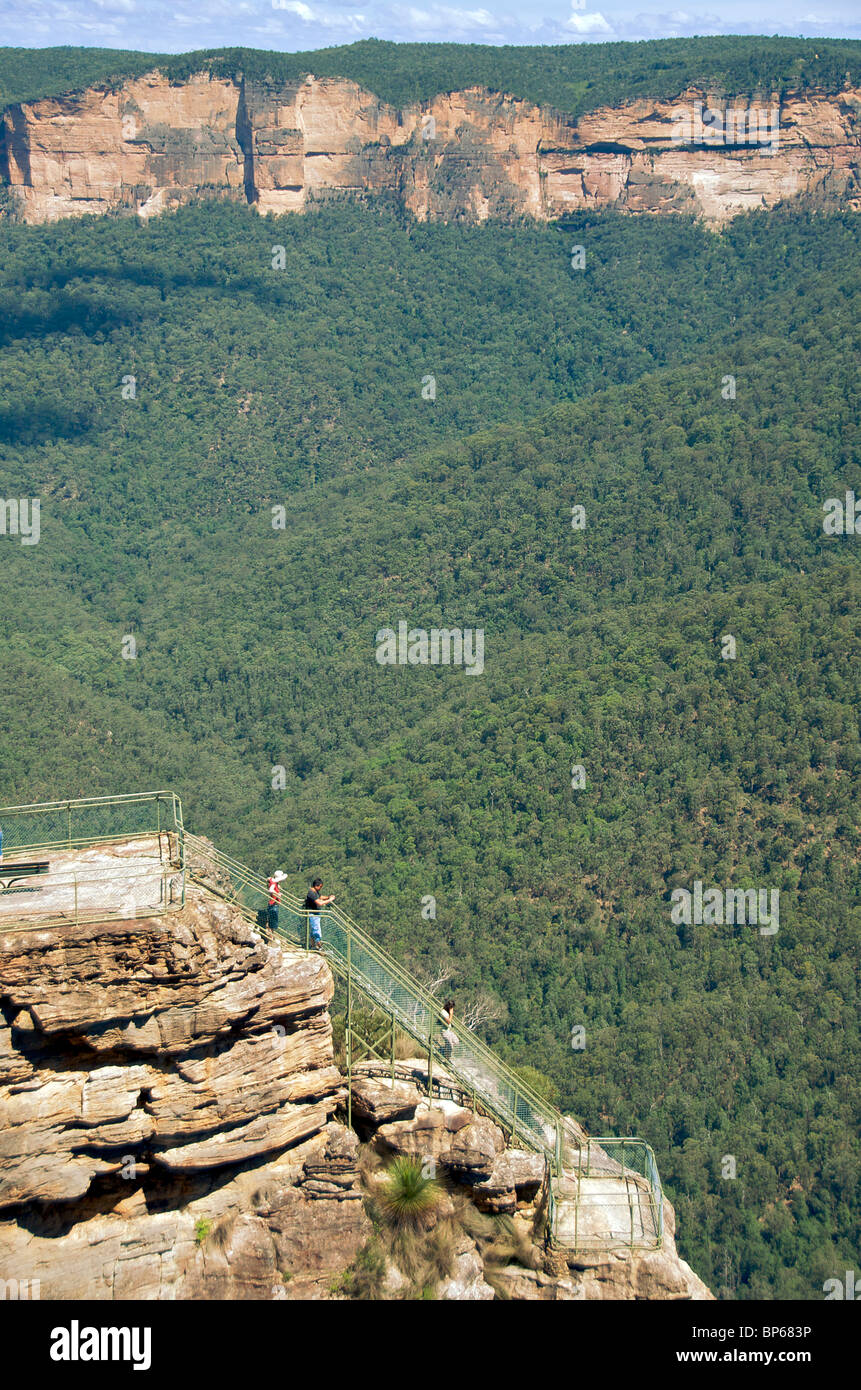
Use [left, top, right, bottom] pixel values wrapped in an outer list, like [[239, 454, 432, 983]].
[[351, 1064, 712, 1299], [0, 880, 365, 1298], [500, 1199, 713, 1301], [0, 854, 712, 1299], [2, 69, 859, 225]]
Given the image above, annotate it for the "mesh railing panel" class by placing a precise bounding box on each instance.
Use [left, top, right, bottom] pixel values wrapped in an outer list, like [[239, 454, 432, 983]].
[[0, 792, 182, 856], [180, 834, 561, 1156], [550, 1136, 664, 1250], [0, 864, 181, 932]]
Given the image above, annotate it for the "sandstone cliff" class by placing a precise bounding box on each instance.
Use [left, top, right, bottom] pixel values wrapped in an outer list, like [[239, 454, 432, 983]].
[[0, 865, 711, 1299], [0, 882, 371, 1299], [2, 69, 859, 226]]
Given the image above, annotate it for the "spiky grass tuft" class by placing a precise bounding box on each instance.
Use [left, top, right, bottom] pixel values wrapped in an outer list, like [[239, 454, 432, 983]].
[[379, 1155, 440, 1227]]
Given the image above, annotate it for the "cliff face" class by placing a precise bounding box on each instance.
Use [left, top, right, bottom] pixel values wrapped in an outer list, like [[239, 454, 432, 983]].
[[0, 880, 371, 1299], [2, 70, 859, 225]]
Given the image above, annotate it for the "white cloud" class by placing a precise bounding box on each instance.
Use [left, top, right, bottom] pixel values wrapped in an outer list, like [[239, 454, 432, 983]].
[[269, 0, 367, 26], [271, 0, 315, 16], [564, 10, 613, 34], [407, 5, 490, 25]]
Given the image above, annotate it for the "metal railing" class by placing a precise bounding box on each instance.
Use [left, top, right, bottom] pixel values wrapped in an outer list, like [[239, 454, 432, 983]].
[[0, 792, 185, 932], [0, 863, 183, 933], [180, 832, 564, 1158], [549, 1135, 664, 1250], [182, 831, 664, 1252], [0, 791, 183, 857]]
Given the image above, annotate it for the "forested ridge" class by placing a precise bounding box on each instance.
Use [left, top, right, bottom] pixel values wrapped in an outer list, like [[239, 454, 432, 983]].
[[1, 35, 861, 114], [0, 199, 858, 1298]]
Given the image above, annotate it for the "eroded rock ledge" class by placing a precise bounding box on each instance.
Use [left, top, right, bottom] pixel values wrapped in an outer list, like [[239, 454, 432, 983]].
[[1, 71, 859, 225], [0, 883, 367, 1298], [350, 1065, 712, 1301]]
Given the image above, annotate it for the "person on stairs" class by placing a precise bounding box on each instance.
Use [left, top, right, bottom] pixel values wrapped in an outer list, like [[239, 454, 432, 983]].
[[304, 877, 336, 950], [441, 998, 456, 1063], [267, 870, 286, 934]]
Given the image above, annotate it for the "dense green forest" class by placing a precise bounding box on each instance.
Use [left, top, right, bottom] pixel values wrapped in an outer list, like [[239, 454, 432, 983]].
[[2, 35, 860, 113], [0, 199, 858, 1299]]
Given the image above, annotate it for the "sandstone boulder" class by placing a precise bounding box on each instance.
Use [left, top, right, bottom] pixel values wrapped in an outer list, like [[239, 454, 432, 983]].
[[349, 1075, 422, 1126], [376, 1098, 505, 1180]]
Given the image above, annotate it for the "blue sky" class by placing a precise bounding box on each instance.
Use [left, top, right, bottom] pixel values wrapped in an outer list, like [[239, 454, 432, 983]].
[[2, 1, 859, 52]]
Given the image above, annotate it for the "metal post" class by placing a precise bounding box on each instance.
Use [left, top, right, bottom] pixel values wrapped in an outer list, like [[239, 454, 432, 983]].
[[346, 934, 353, 1133], [627, 1167, 636, 1251], [391, 1012, 396, 1085], [67, 802, 72, 849], [512, 1087, 518, 1144]]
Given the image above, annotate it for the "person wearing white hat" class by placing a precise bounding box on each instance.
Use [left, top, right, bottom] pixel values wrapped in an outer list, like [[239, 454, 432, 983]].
[[267, 869, 286, 935]]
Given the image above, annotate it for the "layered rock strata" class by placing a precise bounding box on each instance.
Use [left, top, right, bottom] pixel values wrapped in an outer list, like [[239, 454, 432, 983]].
[[0, 882, 365, 1298], [2, 71, 859, 225]]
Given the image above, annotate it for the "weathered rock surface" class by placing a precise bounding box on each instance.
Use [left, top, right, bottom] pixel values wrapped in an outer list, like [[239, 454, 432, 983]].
[[376, 1097, 504, 1178], [437, 1229, 495, 1301], [2, 71, 859, 225], [349, 1073, 423, 1126], [496, 1199, 713, 1300], [0, 1119, 370, 1300], [0, 880, 359, 1297], [471, 1148, 545, 1214]]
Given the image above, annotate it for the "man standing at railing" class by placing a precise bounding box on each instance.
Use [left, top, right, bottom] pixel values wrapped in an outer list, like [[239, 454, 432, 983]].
[[304, 877, 335, 950], [267, 870, 286, 934]]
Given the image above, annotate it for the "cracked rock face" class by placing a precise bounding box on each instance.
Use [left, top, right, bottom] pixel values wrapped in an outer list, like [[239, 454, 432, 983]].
[[0, 882, 365, 1297], [0, 888, 340, 1199], [2, 72, 859, 225]]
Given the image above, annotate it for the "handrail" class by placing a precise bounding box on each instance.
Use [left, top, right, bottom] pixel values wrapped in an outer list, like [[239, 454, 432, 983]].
[[0, 862, 180, 932], [0, 791, 180, 815], [180, 831, 563, 1159], [0, 791, 183, 856], [326, 902, 558, 1127]]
